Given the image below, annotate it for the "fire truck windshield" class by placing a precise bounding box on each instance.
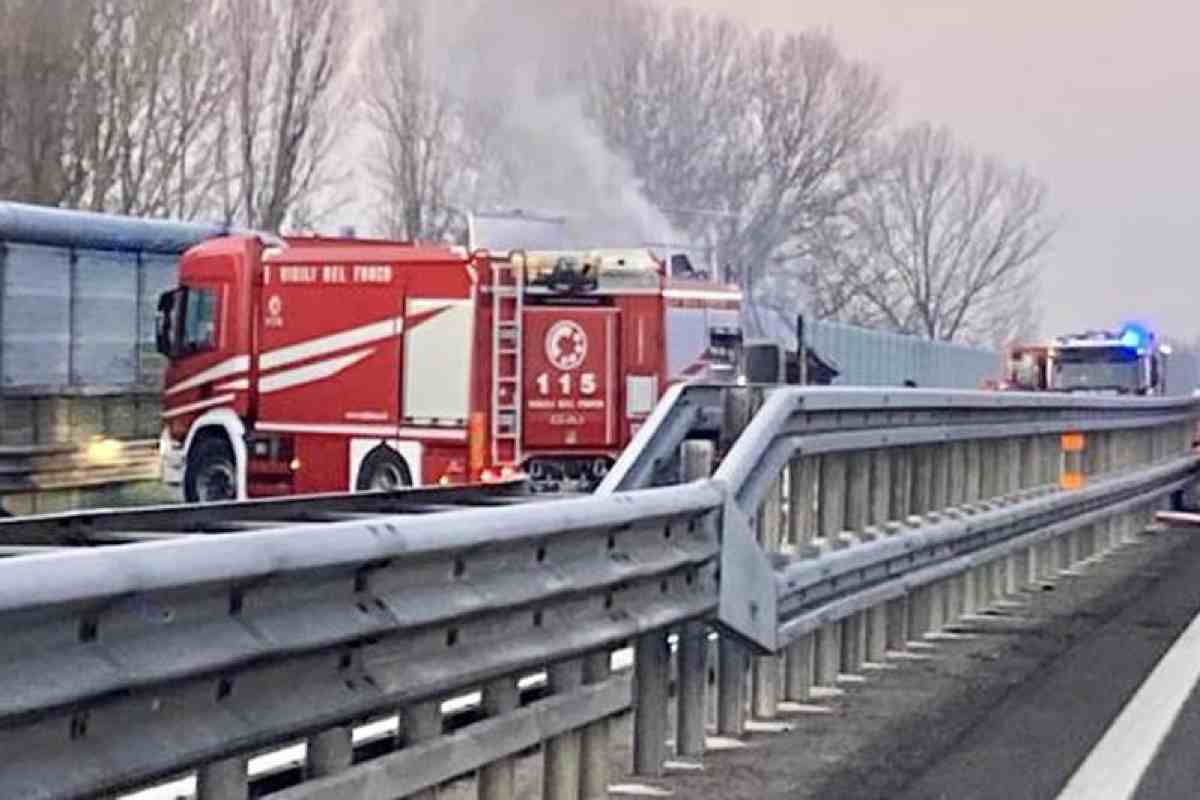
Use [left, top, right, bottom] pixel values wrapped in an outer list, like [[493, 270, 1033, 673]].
[[1054, 347, 1141, 392]]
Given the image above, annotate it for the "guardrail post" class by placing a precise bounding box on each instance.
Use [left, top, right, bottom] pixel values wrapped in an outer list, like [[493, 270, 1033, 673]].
[[479, 676, 521, 800], [405, 700, 443, 800], [675, 440, 712, 760], [678, 622, 708, 759], [913, 446, 934, 514], [820, 453, 847, 536], [197, 756, 248, 800], [1020, 436, 1041, 589], [306, 725, 353, 779], [788, 456, 816, 547], [579, 653, 612, 799], [784, 455, 815, 702], [1094, 431, 1115, 552], [882, 522, 909, 650], [785, 632, 814, 701], [633, 638, 668, 778], [1060, 432, 1087, 574], [815, 616, 843, 686], [903, 516, 932, 639], [1003, 439, 1022, 596], [870, 449, 891, 525], [752, 476, 783, 719], [932, 442, 950, 512], [891, 447, 914, 521], [717, 389, 751, 738], [926, 513, 947, 632], [804, 533, 843, 686], [717, 632, 747, 735], [846, 451, 870, 529]]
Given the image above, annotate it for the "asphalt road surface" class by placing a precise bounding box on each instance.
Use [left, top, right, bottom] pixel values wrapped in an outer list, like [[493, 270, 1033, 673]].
[[646, 523, 1200, 800]]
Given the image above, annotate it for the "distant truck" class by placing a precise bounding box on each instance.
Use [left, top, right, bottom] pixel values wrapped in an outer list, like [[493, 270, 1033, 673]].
[[1003, 324, 1169, 395]]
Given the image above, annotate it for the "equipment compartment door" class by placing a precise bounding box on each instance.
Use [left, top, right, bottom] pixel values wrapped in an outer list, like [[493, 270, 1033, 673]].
[[523, 307, 619, 449]]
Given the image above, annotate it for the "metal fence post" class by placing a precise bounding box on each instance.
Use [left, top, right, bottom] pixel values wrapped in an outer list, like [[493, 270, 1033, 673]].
[[788, 457, 815, 548], [479, 676, 521, 800], [752, 476, 783, 719], [912, 446, 934, 515], [678, 621, 708, 759], [579, 653, 612, 800], [846, 451, 870, 530], [784, 454, 816, 702], [717, 388, 752, 738], [820, 454, 848, 537], [676, 440, 712, 759], [405, 700, 443, 800], [717, 633, 747, 735], [870, 450, 891, 525], [632, 637, 668, 777], [882, 522, 909, 650], [546, 660, 584, 796], [197, 756, 248, 800], [891, 447, 914, 521], [785, 633, 814, 703], [306, 726, 353, 779]]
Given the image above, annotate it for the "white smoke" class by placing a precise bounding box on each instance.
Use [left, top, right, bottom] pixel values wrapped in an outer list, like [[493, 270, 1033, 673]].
[[422, 0, 684, 248]]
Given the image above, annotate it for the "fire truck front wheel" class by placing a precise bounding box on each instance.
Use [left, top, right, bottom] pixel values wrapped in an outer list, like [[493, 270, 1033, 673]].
[[184, 437, 238, 503], [356, 446, 413, 492]]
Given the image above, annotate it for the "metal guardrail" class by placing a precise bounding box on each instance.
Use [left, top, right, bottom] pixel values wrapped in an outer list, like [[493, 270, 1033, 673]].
[[0, 438, 159, 498], [1, 386, 1197, 799]]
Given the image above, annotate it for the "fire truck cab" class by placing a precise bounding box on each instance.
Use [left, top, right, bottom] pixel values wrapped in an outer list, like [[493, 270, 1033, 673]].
[[1002, 324, 1169, 395], [156, 233, 742, 501]]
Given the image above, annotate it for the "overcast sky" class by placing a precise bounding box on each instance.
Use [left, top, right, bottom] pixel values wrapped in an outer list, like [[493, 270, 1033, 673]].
[[670, 0, 1200, 342]]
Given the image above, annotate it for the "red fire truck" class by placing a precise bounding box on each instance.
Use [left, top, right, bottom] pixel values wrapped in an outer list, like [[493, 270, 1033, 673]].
[[156, 234, 742, 500]]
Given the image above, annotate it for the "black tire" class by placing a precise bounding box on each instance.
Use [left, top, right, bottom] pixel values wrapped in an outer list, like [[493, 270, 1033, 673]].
[[184, 436, 238, 503], [355, 446, 413, 492]]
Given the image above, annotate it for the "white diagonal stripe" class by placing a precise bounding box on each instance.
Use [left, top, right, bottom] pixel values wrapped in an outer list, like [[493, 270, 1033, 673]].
[[260, 349, 375, 394], [161, 394, 236, 419], [260, 316, 404, 371], [164, 356, 249, 396]]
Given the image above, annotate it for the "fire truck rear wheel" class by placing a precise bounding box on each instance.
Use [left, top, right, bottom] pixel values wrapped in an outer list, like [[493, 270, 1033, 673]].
[[356, 447, 413, 492], [184, 437, 237, 503]]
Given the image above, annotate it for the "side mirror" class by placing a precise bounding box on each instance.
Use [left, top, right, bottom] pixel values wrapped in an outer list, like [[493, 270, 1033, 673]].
[[155, 289, 178, 357], [742, 340, 786, 384]]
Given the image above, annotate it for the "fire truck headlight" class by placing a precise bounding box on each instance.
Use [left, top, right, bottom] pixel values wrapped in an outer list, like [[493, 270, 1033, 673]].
[[86, 437, 123, 466], [289, 458, 301, 472]]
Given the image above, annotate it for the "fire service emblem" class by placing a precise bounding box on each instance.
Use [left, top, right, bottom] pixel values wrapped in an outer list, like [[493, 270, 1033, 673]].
[[545, 320, 588, 371]]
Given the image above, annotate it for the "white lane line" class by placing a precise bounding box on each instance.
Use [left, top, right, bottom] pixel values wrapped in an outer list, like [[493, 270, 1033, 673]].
[[1057, 607, 1200, 800]]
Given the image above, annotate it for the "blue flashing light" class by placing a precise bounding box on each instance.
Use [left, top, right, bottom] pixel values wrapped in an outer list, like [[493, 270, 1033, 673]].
[[1118, 323, 1152, 352]]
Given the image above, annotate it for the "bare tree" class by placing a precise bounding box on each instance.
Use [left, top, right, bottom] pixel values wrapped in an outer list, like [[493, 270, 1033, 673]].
[[723, 31, 891, 334], [0, 0, 92, 204], [58, 0, 228, 218], [364, 3, 469, 241], [584, 2, 747, 237], [823, 124, 1054, 343], [218, 0, 349, 232]]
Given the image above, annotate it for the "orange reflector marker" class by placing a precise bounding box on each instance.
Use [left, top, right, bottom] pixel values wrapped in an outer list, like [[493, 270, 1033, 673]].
[[1060, 471, 1086, 490], [468, 412, 487, 479], [1061, 432, 1085, 452]]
